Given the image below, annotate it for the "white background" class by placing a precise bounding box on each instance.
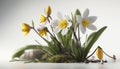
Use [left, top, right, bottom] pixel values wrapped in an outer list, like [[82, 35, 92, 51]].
[[0, 0, 120, 62]]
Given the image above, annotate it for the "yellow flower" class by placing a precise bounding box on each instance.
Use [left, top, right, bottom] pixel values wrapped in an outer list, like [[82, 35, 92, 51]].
[[45, 5, 51, 16], [96, 46, 103, 60], [38, 27, 47, 36], [22, 23, 31, 36], [40, 14, 47, 23]]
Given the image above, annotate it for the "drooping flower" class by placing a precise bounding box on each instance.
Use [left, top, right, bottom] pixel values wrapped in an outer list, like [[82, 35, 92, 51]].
[[40, 14, 47, 23], [38, 26, 47, 36], [76, 8, 97, 34], [96, 46, 103, 60], [51, 12, 72, 35], [45, 5, 51, 16], [22, 23, 31, 36]]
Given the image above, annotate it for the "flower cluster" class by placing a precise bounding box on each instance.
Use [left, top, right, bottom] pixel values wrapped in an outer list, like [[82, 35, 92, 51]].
[[12, 5, 116, 63]]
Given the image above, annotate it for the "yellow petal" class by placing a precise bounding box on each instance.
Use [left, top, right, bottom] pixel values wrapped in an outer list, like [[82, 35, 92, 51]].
[[22, 28, 29, 32], [46, 5, 51, 16], [21, 23, 31, 36], [96, 47, 103, 60], [24, 32, 29, 36], [40, 15, 47, 23], [22, 23, 30, 28], [38, 28, 47, 36]]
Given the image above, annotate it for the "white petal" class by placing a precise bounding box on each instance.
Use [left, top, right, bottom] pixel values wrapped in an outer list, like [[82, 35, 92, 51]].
[[54, 27, 61, 34], [51, 19, 59, 27], [87, 16, 97, 23], [83, 8, 89, 18], [80, 25, 86, 34], [38, 25, 46, 31], [67, 22, 72, 27], [57, 12, 63, 20], [61, 28, 68, 35], [87, 25, 97, 30], [76, 15, 82, 23], [65, 15, 71, 20]]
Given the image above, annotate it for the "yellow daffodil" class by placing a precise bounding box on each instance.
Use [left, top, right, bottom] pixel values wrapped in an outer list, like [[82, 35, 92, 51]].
[[76, 8, 97, 34], [51, 12, 72, 35], [40, 14, 47, 23], [45, 5, 51, 16], [96, 46, 103, 60], [22, 23, 31, 36], [38, 26, 47, 36]]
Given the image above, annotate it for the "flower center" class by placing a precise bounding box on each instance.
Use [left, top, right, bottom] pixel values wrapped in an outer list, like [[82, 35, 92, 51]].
[[40, 15, 47, 23], [82, 19, 90, 27], [58, 20, 67, 29], [39, 28, 47, 36]]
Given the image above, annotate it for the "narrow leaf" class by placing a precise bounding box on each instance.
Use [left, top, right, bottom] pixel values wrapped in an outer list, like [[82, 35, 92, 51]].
[[84, 26, 107, 58], [12, 45, 45, 59]]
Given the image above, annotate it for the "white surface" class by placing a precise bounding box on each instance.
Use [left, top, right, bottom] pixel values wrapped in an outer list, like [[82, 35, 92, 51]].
[[0, 0, 120, 65], [1, 59, 120, 69]]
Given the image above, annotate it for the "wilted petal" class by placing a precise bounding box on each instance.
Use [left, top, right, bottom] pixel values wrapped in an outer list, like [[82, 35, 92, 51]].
[[57, 12, 63, 20], [80, 25, 86, 34], [76, 15, 82, 23], [87, 25, 97, 30], [54, 27, 61, 34], [87, 16, 97, 23], [83, 8, 89, 18], [61, 28, 68, 35]]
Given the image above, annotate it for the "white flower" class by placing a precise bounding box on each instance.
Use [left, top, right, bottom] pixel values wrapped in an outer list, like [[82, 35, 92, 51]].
[[76, 8, 97, 34], [51, 12, 72, 35]]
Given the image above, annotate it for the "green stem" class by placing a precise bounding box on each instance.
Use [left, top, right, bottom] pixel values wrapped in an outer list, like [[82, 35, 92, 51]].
[[78, 25, 81, 47], [47, 30, 63, 53], [103, 50, 116, 60], [32, 27, 49, 43], [86, 48, 97, 59]]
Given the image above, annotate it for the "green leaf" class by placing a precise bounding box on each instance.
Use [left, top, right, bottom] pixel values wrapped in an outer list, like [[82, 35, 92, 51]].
[[12, 45, 45, 59], [70, 39, 81, 60], [32, 20, 34, 28], [84, 26, 107, 58], [75, 9, 81, 15], [57, 29, 72, 53]]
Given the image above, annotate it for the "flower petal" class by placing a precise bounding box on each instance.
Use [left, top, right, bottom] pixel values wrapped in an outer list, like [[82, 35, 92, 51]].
[[67, 22, 72, 27], [24, 32, 29, 36], [87, 25, 97, 30], [61, 28, 68, 35], [76, 15, 82, 23], [57, 12, 63, 20], [51, 19, 59, 27], [83, 8, 89, 18], [65, 15, 71, 20], [54, 27, 61, 34], [80, 25, 86, 34], [87, 16, 97, 23]]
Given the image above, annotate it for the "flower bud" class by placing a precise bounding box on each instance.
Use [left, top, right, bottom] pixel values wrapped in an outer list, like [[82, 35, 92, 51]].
[[96, 46, 103, 60], [46, 5, 51, 16]]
